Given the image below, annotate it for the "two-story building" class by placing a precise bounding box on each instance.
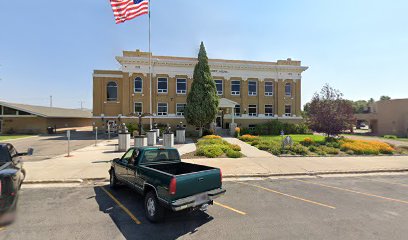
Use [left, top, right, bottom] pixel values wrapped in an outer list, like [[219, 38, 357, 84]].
[[93, 50, 308, 134]]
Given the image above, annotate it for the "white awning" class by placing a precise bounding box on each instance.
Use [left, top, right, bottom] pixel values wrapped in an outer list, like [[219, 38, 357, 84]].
[[219, 98, 238, 108]]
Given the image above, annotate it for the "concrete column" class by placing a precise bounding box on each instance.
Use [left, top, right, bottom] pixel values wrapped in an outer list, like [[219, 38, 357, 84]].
[[134, 136, 147, 148], [176, 129, 185, 144], [118, 133, 131, 151], [163, 133, 174, 147], [231, 107, 235, 123], [146, 130, 157, 146]]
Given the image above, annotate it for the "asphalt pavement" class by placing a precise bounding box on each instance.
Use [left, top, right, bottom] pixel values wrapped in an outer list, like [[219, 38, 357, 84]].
[[1, 174, 408, 239], [9, 131, 110, 162]]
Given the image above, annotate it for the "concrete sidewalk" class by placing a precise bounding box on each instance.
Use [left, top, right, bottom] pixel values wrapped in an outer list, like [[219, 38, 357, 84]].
[[23, 139, 408, 183]]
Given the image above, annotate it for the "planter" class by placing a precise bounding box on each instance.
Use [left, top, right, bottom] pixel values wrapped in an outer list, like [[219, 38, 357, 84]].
[[146, 130, 157, 146], [163, 133, 174, 147], [134, 135, 147, 148], [118, 133, 131, 151]]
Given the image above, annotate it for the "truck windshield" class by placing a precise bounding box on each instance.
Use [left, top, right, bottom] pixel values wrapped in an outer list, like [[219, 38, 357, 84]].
[[0, 147, 11, 163], [141, 149, 180, 164]]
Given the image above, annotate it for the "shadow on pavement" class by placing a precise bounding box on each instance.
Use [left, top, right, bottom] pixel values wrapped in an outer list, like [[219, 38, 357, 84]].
[[94, 185, 213, 239]]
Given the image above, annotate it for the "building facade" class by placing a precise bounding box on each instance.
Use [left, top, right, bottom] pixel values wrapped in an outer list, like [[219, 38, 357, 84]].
[[355, 99, 408, 137], [93, 50, 308, 133]]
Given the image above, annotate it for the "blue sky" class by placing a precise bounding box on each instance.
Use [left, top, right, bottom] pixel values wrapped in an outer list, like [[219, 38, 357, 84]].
[[1, 0, 407, 109]]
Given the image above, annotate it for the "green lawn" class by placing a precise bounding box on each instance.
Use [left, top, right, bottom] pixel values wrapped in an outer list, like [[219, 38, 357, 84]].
[[259, 134, 325, 143], [0, 135, 33, 141]]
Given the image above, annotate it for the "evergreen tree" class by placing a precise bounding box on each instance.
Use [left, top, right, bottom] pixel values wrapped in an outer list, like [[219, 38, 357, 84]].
[[184, 42, 219, 136]]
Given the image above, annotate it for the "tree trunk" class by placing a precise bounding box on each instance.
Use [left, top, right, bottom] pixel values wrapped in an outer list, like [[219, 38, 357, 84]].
[[198, 127, 203, 137]]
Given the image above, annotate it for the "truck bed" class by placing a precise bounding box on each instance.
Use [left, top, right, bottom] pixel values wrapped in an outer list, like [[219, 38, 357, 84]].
[[146, 162, 214, 176]]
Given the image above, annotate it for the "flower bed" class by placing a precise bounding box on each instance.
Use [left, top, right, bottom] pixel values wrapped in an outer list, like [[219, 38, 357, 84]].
[[195, 136, 243, 158], [239, 134, 405, 156]]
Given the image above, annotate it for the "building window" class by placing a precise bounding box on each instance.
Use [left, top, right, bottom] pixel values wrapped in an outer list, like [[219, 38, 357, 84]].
[[215, 80, 223, 95], [249, 124, 256, 131], [248, 80, 257, 96], [158, 78, 168, 93], [176, 79, 186, 94], [265, 105, 274, 116], [248, 104, 257, 116], [134, 77, 143, 93], [176, 103, 186, 116], [285, 83, 292, 96], [134, 102, 143, 115], [231, 80, 240, 95], [107, 81, 118, 101], [285, 105, 292, 116], [265, 81, 274, 96], [157, 103, 168, 116], [234, 104, 241, 116]]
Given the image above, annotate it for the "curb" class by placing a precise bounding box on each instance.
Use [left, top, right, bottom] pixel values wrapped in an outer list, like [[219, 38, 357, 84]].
[[223, 168, 408, 178], [23, 168, 408, 184]]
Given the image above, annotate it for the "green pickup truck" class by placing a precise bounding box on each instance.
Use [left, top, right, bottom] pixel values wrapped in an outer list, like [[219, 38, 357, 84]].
[[109, 147, 226, 222]]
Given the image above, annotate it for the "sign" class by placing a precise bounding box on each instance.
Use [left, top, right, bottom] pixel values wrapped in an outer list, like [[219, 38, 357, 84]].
[[282, 136, 293, 148], [67, 130, 71, 138]]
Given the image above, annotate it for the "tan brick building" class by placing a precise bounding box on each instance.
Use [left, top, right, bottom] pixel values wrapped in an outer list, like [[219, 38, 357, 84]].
[[93, 50, 308, 133]]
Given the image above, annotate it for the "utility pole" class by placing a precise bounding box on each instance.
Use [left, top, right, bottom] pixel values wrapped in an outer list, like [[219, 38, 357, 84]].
[[50, 95, 53, 107]]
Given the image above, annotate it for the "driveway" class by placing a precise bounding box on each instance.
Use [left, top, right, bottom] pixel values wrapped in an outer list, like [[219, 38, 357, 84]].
[[10, 131, 110, 162], [3, 174, 408, 239]]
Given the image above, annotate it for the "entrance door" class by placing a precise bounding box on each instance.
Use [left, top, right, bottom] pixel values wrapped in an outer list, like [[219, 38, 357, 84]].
[[216, 116, 223, 128]]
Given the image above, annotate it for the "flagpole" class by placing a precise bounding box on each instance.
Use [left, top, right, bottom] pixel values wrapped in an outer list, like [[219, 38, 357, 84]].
[[148, 0, 153, 130]]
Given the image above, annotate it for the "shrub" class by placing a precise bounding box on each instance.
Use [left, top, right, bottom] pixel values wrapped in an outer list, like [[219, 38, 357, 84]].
[[319, 146, 340, 155], [202, 128, 215, 136], [226, 149, 242, 158], [269, 145, 282, 155], [195, 145, 223, 158], [325, 141, 341, 149], [301, 137, 315, 147], [308, 145, 318, 152], [125, 122, 139, 136], [291, 143, 309, 155], [239, 134, 259, 142], [384, 135, 397, 139], [230, 144, 241, 151], [202, 135, 221, 139], [257, 142, 271, 151], [340, 139, 394, 155]]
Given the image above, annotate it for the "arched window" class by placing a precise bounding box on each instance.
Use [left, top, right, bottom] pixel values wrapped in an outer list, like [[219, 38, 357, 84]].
[[107, 81, 118, 101], [285, 83, 291, 96], [134, 77, 143, 93]]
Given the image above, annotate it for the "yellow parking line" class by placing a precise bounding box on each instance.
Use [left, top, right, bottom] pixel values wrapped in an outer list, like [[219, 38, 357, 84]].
[[356, 177, 408, 188], [238, 181, 336, 209], [214, 201, 247, 215], [100, 186, 141, 224], [294, 179, 408, 205]]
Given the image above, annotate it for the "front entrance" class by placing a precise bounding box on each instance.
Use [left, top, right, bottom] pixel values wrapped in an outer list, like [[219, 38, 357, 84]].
[[216, 116, 223, 128]]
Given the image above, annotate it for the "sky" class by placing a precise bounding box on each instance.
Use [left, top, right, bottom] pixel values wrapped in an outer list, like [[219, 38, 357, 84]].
[[1, 0, 407, 109]]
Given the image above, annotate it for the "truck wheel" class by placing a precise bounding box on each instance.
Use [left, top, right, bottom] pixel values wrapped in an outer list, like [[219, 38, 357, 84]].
[[145, 191, 164, 223], [109, 170, 118, 189]]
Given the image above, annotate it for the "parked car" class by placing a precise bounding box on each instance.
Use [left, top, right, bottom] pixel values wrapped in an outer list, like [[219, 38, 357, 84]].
[[109, 147, 226, 222], [0, 143, 32, 225]]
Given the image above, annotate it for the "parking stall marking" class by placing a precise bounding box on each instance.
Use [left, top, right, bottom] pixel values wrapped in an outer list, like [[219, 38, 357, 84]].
[[237, 181, 336, 209], [100, 186, 142, 225], [294, 179, 408, 205], [213, 201, 247, 215]]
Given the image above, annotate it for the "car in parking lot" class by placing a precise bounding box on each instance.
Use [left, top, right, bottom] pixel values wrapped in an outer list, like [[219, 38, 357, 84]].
[[0, 143, 33, 225], [109, 147, 226, 222]]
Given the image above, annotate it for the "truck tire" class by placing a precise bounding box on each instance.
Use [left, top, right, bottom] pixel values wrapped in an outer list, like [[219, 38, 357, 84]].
[[145, 191, 165, 223], [109, 169, 118, 189]]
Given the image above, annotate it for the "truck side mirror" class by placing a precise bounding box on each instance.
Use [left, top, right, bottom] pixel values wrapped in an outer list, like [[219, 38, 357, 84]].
[[27, 148, 34, 156]]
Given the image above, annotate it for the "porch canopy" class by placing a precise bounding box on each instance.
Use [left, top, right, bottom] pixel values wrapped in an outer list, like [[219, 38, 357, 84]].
[[219, 98, 238, 124]]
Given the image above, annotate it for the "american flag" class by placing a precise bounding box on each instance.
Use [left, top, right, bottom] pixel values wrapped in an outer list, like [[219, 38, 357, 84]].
[[109, 0, 149, 24]]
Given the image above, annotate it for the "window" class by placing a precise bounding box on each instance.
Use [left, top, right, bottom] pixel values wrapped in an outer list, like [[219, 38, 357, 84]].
[[157, 103, 168, 116], [285, 83, 292, 96], [141, 149, 180, 164], [285, 105, 292, 116], [176, 79, 186, 94], [215, 80, 223, 95], [248, 80, 257, 96], [134, 77, 143, 93], [0, 147, 11, 163], [248, 104, 257, 116], [231, 80, 240, 95], [265, 105, 274, 116], [176, 103, 186, 116], [265, 81, 274, 96], [3, 107, 17, 115], [158, 78, 168, 93], [107, 81, 118, 101], [134, 102, 142, 115], [234, 104, 241, 116]]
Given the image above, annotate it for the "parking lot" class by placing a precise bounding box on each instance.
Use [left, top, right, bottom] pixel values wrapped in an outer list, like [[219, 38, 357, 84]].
[[1, 174, 408, 240]]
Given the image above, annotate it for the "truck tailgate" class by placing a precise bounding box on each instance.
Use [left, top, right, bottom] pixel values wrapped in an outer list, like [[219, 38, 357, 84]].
[[174, 169, 221, 199]]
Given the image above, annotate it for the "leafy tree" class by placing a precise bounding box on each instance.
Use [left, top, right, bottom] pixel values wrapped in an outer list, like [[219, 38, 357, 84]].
[[307, 84, 355, 137], [380, 95, 391, 101], [184, 42, 219, 137], [351, 100, 368, 113]]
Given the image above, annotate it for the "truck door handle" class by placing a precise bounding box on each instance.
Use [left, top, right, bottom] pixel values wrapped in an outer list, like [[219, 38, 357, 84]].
[[198, 178, 204, 182]]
